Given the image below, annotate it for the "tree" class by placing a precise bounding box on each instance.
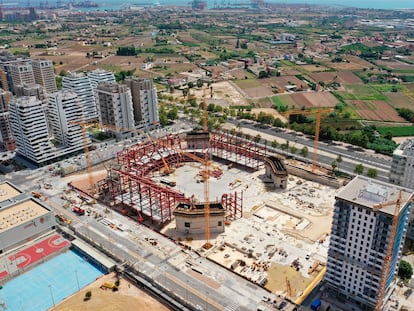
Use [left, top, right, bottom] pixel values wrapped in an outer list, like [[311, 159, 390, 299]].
[[336, 155, 343, 169], [254, 134, 261, 143], [167, 107, 178, 120], [354, 164, 364, 175], [367, 168, 378, 178], [331, 160, 338, 174], [271, 140, 278, 148], [84, 291, 92, 301], [398, 260, 413, 280], [290, 146, 297, 154], [300, 146, 309, 157]]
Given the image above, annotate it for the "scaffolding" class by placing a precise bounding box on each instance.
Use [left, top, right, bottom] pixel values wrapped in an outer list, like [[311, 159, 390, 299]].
[[221, 191, 243, 220], [101, 131, 267, 227]]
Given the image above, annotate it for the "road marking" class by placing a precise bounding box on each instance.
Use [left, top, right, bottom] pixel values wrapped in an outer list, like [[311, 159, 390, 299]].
[[165, 272, 224, 311], [224, 302, 240, 311]]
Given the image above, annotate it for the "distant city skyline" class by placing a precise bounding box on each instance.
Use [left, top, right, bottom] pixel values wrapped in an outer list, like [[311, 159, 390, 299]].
[[6, 0, 414, 10]]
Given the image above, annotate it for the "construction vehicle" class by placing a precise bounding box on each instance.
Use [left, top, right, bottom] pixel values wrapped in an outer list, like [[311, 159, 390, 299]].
[[160, 178, 176, 187], [55, 214, 72, 225], [72, 206, 85, 216], [32, 191, 42, 198], [281, 108, 332, 173]]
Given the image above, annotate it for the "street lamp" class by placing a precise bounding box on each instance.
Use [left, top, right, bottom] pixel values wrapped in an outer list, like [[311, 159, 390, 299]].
[[48, 285, 55, 307], [75, 270, 80, 291]]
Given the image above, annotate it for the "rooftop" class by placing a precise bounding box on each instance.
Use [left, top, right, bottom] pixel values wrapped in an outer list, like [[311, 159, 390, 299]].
[[0, 182, 22, 202], [395, 138, 414, 157], [336, 175, 414, 216], [0, 199, 50, 233]]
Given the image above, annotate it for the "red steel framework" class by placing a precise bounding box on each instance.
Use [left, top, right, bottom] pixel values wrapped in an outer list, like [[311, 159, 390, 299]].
[[101, 131, 267, 227], [210, 130, 268, 170]]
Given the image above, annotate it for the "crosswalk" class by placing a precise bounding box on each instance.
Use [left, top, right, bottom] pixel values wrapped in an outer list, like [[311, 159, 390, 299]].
[[223, 302, 240, 311]]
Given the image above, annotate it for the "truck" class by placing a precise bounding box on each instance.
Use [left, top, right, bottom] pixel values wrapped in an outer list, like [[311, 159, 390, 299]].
[[311, 299, 322, 311], [32, 191, 42, 198], [72, 206, 85, 216]]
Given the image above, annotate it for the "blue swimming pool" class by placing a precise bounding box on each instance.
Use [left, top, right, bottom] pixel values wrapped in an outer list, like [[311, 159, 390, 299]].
[[0, 250, 104, 311]]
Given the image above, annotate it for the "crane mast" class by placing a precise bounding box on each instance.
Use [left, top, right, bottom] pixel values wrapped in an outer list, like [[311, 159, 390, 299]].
[[202, 87, 212, 249], [373, 191, 403, 311]]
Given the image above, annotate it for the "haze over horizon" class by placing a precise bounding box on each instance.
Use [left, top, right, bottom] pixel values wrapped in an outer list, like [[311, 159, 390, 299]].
[[9, 0, 414, 10]]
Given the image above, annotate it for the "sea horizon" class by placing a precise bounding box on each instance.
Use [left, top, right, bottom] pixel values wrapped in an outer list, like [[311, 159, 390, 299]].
[[93, 0, 414, 10]]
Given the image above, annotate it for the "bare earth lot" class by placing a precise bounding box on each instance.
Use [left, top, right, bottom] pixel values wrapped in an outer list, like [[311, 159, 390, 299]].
[[52, 273, 170, 311], [309, 71, 362, 85], [385, 92, 414, 109], [348, 100, 406, 122]]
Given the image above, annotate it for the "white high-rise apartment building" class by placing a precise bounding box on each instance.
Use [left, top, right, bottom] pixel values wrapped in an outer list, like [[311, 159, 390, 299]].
[[47, 91, 85, 152], [62, 72, 97, 122], [124, 77, 159, 129], [8, 62, 35, 93], [389, 138, 414, 240], [325, 176, 412, 310], [32, 59, 57, 94], [9, 96, 53, 164], [0, 90, 15, 150], [87, 69, 116, 91], [96, 82, 134, 139], [389, 139, 414, 190]]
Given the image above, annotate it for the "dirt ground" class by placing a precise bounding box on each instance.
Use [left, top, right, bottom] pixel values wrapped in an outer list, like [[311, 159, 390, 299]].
[[265, 263, 316, 300], [52, 272, 171, 311], [193, 81, 249, 107], [250, 108, 288, 122], [62, 169, 108, 195]]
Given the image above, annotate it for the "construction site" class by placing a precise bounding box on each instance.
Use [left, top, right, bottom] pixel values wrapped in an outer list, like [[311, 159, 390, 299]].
[[59, 125, 341, 306]]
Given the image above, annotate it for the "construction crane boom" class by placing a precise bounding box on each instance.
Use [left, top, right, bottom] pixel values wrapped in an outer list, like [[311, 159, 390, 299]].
[[373, 191, 404, 311], [282, 108, 332, 173]]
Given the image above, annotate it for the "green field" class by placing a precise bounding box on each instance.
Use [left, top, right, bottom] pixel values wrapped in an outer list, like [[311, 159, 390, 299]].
[[370, 84, 403, 93], [234, 79, 262, 88], [271, 95, 296, 109], [336, 84, 391, 100], [377, 126, 414, 137]]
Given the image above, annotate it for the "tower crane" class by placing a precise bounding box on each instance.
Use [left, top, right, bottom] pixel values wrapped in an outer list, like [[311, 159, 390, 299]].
[[372, 190, 409, 311], [281, 108, 332, 173], [69, 120, 95, 195], [202, 87, 212, 249], [70, 121, 173, 195]]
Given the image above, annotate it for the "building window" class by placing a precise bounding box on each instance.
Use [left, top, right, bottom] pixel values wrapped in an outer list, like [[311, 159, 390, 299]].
[[184, 222, 191, 228], [218, 221, 222, 227]]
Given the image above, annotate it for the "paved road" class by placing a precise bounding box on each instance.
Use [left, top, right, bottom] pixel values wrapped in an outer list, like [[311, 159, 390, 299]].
[[225, 120, 392, 182], [70, 203, 270, 311]]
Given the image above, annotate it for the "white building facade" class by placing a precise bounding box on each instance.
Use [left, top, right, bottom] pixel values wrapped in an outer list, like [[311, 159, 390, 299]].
[[87, 69, 116, 91], [325, 176, 412, 310], [32, 59, 57, 94], [390, 139, 414, 190], [47, 91, 85, 153], [9, 96, 53, 163], [96, 82, 135, 139], [124, 77, 159, 129], [8, 62, 35, 93], [62, 72, 97, 122]]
